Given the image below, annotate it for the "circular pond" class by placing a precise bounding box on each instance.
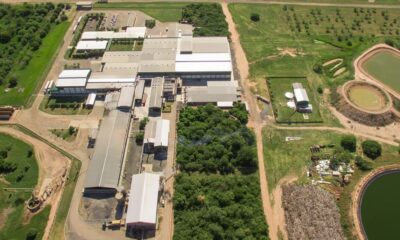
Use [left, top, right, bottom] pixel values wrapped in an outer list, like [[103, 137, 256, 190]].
[[361, 171, 400, 240], [344, 81, 391, 113]]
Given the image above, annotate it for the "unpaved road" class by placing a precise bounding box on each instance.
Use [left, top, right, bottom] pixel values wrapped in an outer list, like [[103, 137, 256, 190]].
[[0, 126, 69, 240], [222, 2, 285, 240]]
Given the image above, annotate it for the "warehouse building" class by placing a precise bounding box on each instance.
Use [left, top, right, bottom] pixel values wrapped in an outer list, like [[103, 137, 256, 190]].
[[76, 40, 108, 52], [148, 77, 164, 116], [81, 27, 146, 40], [117, 86, 135, 110], [184, 81, 239, 106], [53, 69, 91, 96], [126, 173, 161, 230], [143, 119, 170, 153]]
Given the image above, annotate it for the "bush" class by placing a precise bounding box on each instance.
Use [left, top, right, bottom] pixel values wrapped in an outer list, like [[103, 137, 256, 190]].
[[362, 140, 382, 159], [26, 228, 38, 240], [250, 13, 260, 22], [317, 86, 323, 94], [139, 117, 149, 130], [313, 63, 323, 74], [340, 135, 357, 152], [145, 19, 156, 29], [135, 132, 144, 144], [355, 156, 373, 171]]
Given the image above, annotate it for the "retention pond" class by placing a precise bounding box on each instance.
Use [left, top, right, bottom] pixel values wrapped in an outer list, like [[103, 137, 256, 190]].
[[361, 171, 400, 240]]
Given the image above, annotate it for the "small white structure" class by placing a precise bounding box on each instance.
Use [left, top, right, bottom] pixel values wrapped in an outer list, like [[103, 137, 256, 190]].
[[85, 93, 96, 108], [155, 119, 170, 148], [126, 173, 160, 229], [81, 27, 147, 40], [292, 83, 313, 113], [285, 92, 294, 99], [76, 40, 108, 51], [54, 69, 91, 95]]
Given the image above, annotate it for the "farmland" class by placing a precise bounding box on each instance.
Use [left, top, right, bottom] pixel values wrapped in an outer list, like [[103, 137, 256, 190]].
[[174, 104, 268, 239], [0, 133, 49, 240]]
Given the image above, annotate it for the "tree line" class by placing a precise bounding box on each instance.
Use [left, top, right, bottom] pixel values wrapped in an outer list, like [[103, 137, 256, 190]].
[[0, 3, 68, 87]]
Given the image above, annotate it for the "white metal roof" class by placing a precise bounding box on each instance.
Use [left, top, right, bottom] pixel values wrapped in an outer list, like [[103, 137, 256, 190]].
[[294, 88, 309, 103], [88, 76, 136, 83], [175, 53, 231, 62], [126, 173, 160, 225], [217, 101, 234, 107], [175, 62, 232, 73], [117, 86, 135, 108], [155, 119, 170, 147], [76, 40, 108, 50], [59, 69, 91, 78], [85, 93, 96, 106], [81, 29, 146, 40], [55, 78, 87, 87]]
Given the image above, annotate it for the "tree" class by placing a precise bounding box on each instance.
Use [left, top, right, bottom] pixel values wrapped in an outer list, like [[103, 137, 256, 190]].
[[250, 13, 260, 22], [26, 228, 38, 240], [317, 86, 323, 94], [340, 135, 357, 152], [8, 77, 18, 88], [362, 140, 382, 159], [313, 63, 323, 74], [135, 132, 144, 144], [139, 117, 149, 130], [68, 126, 76, 135], [355, 156, 372, 171]]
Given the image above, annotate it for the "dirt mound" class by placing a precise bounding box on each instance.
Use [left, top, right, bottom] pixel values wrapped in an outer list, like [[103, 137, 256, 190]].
[[282, 185, 345, 240]]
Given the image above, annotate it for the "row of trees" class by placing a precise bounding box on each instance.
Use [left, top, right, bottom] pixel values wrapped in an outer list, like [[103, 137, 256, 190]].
[[176, 104, 256, 174], [0, 3, 67, 87], [181, 3, 229, 37], [174, 104, 268, 239]]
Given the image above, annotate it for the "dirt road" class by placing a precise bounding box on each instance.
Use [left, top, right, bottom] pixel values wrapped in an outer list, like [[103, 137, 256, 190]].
[[222, 2, 286, 240], [0, 126, 70, 240]]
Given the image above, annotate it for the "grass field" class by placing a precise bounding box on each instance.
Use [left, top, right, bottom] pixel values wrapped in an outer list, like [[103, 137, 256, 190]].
[[0, 133, 50, 240], [268, 77, 322, 123], [94, 2, 190, 22], [0, 22, 70, 107], [348, 85, 386, 111], [39, 96, 92, 115], [361, 51, 400, 94], [262, 128, 344, 191]]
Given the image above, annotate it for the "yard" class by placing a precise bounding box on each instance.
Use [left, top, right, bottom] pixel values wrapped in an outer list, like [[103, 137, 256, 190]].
[[268, 77, 322, 123], [109, 40, 143, 51], [50, 127, 78, 142], [40, 96, 92, 115], [0, 133, 50, 240], [0, 22, 70, 107], [93, 2, 190, 22]]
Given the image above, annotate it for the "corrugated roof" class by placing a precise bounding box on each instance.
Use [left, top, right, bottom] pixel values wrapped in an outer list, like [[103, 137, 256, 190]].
[[117, 86, 135, 108], [175, 53, 231, 62], [139, 60, 175, 73], [84, 109, 131, 189], [59, 69, 91, 78], [85, 82, 135, 90], [134, 80, 145, 100], [149, 77, 164, 109], [192, 37, 230, 53], [180, 35, 193, 53], [155, 119, 169, 147], [294, 88, 309, 103], [76, 40, 108, 50], [102, 51, 142, 63], [186, 85, 238, 103], [85, 93, 96, 106], [55, 78, 87, 87], [81, 28, 146, 40], [126, 173, 160, 225], [175, 62, 232, 73]]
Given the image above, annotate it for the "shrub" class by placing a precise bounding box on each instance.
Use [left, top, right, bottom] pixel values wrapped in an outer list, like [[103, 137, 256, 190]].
[[145, 19, 156, 29], [362, 140, 382, 159], [340, 135, 357, 152], [355, 156, 373, 171], [139, 117, 149, 130], [135, 132, 144, 144], [313, 63, 323, 74], [26, 228, 38, 240], [317, 86, 323, 94], [250, 13, 260, 22]]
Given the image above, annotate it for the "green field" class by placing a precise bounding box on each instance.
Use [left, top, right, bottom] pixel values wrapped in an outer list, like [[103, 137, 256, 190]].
[[348, 85, 386, 111], [268, 77, 322, 123], [94, 2, 190, 22], [361, 172, 400, 240], [262, 128, 344, 191], [362, 51, 400, 94], [0, 22, 70, 107], [0, 133, 50, 240]]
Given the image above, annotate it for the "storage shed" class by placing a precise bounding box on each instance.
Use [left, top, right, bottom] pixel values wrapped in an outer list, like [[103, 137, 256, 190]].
[[117, 86, 135, 110]]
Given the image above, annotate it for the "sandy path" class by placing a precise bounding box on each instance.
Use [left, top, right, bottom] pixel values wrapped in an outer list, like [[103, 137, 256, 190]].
[[0, 126, 70, 240], [222, 2, 285, 240]]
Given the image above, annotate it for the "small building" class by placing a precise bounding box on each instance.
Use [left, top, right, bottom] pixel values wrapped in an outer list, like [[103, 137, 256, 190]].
[[134, 80, 145, 106], [76, 1, 92, 10], [126, 173, 161, 230], [154, 119, 170, 150], [148, 77, 164, 116], [143, 120, 157, 153], [185, 81, 238, 106], [117, 86, 135, 110], [53, 69, 91, 96], [292, 83, 313, 113], [85, 93, 96, 108], [76, 40, 108, 52], [163, 78, 176, 102]]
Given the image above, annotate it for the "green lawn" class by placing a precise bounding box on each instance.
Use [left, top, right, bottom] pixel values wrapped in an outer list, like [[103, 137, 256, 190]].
[[0, 22, 70, 107], [39, 96, 92, 115], [361, 51, 400, 94], [262, 128, 344, 191], [0, 133, 50, 240], [94, 2, 190, 22], [268, 77, 322, 123], [50, 128, 78, 142]]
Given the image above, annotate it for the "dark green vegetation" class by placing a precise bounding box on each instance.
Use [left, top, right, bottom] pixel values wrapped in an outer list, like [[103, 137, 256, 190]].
[[177, 104, 257, 174], [174, 104, 268, 240], [94, 2, 189, 22], [362, 140, 382, 159], [0, 3, 69, 106], [268, 77, 322, 123], [40, 96, 92, 115], [341, 135, 357, 152], [109, 39, 143, 51], [0, 133, 50, 240], [361, 172, 400, 240], [182, 3, 229, 37]]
